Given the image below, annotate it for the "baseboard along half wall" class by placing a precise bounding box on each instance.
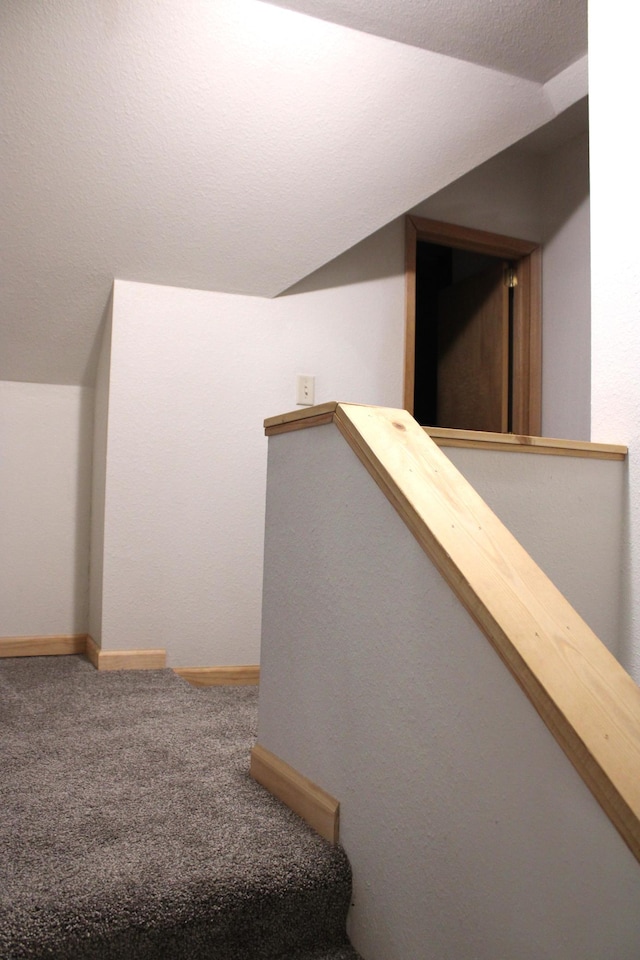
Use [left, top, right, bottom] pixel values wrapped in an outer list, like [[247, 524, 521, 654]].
[[250, 743, 340, 845], [173, 666, 260, 686]]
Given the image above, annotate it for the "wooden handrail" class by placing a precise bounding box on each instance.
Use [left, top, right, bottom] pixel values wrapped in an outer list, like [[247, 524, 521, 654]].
[[264, 402, 640, 863]]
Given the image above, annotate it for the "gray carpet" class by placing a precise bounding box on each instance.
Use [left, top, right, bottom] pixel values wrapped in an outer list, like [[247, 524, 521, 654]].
[[0, 656, 361, 960]]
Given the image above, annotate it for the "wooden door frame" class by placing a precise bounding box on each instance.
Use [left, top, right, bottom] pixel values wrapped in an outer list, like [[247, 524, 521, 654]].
[[404, 215, 542, 436]]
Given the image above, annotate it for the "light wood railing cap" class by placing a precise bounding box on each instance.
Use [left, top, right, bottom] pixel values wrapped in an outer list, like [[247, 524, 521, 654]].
[[264, 402, 337, 434], [426, 426, 627, 460], [265, 403, 628, 460], [265, 401, 378, 435]]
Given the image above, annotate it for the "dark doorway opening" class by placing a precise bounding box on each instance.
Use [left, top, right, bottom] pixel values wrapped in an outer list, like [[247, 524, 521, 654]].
[[414, 242, 513, 432], [404, 216, 541, 436]]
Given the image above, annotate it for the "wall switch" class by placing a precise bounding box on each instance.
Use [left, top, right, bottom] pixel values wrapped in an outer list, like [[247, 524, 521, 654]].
[[296, 375, 315, 406]]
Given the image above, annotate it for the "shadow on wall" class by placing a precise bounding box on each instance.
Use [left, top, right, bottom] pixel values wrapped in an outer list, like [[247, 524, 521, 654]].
[[277, 219, 404, 297], [72, 386, 94, 633], [82, 289, 113, 388], [618, 463, 634, 677], [541, 129, 590, 248], [77, 292, 112, 634]]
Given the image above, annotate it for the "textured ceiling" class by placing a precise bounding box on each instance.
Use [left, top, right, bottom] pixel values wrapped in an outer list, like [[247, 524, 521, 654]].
[[261, 0, 587, 82], [0, 0, 587, 385]]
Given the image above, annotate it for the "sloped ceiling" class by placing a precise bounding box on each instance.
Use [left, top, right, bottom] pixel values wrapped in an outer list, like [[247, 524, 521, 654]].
[[262, 0, 587, 83], [0, 0, 587, 385]]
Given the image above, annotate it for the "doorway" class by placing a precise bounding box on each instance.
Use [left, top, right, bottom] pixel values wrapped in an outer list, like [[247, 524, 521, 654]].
[[404, 216, 541, 436]]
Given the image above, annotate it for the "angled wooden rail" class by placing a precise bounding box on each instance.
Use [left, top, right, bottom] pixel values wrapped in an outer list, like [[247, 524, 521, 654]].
[[264, 402, 640, 863]]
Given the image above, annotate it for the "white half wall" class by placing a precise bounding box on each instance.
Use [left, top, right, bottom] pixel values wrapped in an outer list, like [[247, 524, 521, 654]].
[[442, 444, 624, 656], [258, 421, 640, 960], [92, 220, 405, 664], [589, 0, 640, 681], [0, 380, 93, 637]]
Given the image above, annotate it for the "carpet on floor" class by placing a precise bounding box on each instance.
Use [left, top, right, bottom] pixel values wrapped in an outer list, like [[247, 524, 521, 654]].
[[0, 656, 361, 960]]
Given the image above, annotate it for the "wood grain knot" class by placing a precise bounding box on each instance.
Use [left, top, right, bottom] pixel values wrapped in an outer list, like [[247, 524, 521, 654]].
[[393, 421, 406, 431]]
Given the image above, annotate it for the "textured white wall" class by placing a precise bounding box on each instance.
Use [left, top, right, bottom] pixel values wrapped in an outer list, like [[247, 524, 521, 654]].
[[412, 148, 544, 241], [0, 381, 93, 636], [541, 131, 591, 439], [92, 220, 405, 663], [444, 445, 624, 654], [589, 2, 640, 681], [258, 422, 640, 960]]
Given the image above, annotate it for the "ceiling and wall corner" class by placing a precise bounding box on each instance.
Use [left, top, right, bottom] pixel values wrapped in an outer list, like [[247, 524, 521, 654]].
[[0, 0, 587, 386]]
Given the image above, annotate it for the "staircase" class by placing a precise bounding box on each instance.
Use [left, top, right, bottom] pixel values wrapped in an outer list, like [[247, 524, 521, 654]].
[[0, 655, 361, 960]]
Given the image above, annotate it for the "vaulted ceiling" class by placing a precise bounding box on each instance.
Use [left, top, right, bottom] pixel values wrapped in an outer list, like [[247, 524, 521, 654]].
[[264, 0, 587, 82], [0, 0, 587, 385]]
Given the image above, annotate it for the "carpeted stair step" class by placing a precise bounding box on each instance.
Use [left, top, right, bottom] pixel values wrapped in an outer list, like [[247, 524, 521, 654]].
[[0, 656, 363, 960]]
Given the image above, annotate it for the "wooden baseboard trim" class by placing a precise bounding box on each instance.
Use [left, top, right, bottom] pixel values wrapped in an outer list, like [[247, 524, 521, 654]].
[[250, 743, 340, 845], [174, 665, 260, 686], [0, 635, 88, 658], [0, 637, 253, 681], [85, 634, 100, 668], [85, 635, 166, 671]]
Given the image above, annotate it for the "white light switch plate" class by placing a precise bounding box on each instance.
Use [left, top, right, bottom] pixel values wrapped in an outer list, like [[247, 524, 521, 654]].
[[296, 375, 315, 406]]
